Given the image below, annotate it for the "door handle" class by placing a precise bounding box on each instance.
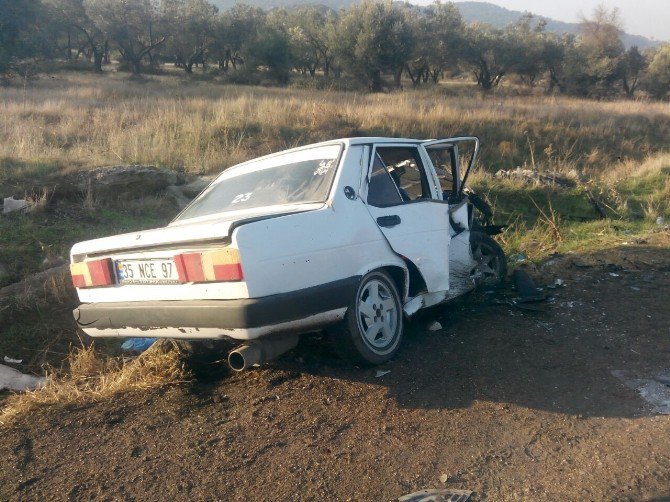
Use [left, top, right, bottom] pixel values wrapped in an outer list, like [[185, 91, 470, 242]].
[[377, 215, 401, 228]]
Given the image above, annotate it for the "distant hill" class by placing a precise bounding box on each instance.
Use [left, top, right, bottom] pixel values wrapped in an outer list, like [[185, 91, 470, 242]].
[[454, 1, 658, 49], [210, 0, 660, 49], [210, 0, 352, 10]]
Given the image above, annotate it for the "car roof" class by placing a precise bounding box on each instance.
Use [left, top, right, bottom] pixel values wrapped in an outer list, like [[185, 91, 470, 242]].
[[220, 137, 440, 175], [342, 137, 425, 145]]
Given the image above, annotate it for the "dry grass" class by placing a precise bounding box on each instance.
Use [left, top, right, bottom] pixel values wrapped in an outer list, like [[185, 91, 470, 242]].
[[0, 341, 189, 424], [2, 72, 670, 176]]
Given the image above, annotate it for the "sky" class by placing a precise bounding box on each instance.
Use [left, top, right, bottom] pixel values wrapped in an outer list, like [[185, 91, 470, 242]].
[[453, 0, 670, 42]]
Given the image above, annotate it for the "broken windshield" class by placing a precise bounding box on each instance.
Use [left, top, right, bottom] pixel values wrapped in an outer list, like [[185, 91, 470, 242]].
[[175, 144, 343, 221]]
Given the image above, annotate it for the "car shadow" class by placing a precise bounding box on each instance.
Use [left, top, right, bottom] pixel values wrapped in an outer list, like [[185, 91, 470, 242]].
[[268, 244, 670, 419]]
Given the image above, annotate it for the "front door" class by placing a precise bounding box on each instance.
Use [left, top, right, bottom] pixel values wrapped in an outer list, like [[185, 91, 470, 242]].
[[364, 144, 451, 293]]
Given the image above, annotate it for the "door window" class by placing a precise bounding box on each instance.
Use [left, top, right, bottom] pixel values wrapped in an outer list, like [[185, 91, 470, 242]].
[[374, 147, 430, 202], [367, 153, 403, 207], [425, 140, 477, 200], [425, 147, 455, 195]]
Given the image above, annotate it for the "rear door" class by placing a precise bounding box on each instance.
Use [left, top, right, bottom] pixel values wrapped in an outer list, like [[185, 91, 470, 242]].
[[363, 144, 451, 293], [422, 137, 481, 294], [422, 137, 480, 202]]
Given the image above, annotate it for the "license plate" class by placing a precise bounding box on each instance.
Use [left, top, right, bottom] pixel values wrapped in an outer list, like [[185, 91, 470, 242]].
[[115, 259, 180, 285]]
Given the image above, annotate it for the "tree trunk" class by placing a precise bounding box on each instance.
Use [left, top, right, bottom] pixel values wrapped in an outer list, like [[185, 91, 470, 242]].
[[405, 65, 421, 87], [430, 67, 441, 84], [393, 67, 403, 89], [368, 69, 383, 92], [477, 61, 493, 90], [67, 30, 72, 60], [130, 58, 141, 74], [93, 50, 103, 73]]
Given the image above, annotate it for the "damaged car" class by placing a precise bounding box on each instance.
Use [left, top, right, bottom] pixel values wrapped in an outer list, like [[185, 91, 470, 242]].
[[70, 137, 506, 369]]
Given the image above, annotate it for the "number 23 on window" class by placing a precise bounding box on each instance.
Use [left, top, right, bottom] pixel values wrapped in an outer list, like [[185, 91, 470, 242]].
[[232, 192, 252, 204]]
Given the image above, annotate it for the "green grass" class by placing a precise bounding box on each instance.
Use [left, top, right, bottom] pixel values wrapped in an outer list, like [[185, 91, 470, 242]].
[[0, 198, 177, 287], [616, 166, 670, 220], [0, 197, 178, 372], [471, 166, 668, 263]]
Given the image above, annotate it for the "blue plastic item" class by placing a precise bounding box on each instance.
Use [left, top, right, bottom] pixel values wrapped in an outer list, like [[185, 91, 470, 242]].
[[121, 338, 157, 352]]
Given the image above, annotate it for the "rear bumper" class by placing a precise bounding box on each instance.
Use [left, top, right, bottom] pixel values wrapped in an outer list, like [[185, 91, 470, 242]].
[[73, 276, 358, 340]]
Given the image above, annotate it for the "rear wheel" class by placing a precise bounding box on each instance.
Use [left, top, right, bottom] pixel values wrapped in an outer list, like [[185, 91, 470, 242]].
[[470, 231, 507, 288], [330, 270, 403, 365]]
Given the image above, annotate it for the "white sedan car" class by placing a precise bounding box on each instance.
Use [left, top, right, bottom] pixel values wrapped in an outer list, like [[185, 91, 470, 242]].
[[71, 137, 506, 369]]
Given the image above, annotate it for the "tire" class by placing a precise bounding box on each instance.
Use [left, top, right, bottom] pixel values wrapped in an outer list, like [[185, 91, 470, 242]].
[[330, 270, 403, 365], [470, 231, 507, 288]]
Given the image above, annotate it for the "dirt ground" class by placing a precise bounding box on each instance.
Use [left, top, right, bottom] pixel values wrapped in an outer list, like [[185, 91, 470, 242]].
[[1, 244, 669, 501]]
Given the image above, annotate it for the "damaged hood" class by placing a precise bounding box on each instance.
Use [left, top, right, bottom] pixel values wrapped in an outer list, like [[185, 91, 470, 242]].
[[71, 203, 325, 258]]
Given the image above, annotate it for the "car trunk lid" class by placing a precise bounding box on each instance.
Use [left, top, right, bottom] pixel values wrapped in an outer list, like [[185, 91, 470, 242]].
[[71, 203, 324, 259]]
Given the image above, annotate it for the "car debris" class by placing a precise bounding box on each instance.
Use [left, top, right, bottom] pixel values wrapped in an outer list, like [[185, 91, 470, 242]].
[[375, 370, 391, 378], [509, 253, 526, 263], [398, 488, 473, 502], [428, 321, 443, 332], [0, 364, 46, 392], [3, 356, 22, 364], [121, 338, 157, 353], [512, 269, 546, 302], [2, 197, 29, 214], [491, 270, 551, 312], [69, 137, 507, 368], [546, 279, 564, 290]]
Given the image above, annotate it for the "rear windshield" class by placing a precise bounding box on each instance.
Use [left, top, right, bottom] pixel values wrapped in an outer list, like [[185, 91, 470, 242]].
[[175, 144, 342, 221]]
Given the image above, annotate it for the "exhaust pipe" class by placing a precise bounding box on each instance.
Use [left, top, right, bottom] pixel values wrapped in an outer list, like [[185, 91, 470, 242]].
[[228, 335, 299, 371]]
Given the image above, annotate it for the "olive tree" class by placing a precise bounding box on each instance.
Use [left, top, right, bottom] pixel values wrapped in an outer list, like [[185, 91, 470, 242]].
[[461, 23, 522, 90], [87, 0, 166, 74], [247, 11, 293, 84], [214, 4, 265, 71], [406, 1, 464, 87], [643, 44, 670, 100], [563, 6, 625, 96], [0, 0, 42, 75], [334, 1, 415, 91], [621, 46, 647, 98], [284, 7, 337, 77], [161, 0, 218, 73]]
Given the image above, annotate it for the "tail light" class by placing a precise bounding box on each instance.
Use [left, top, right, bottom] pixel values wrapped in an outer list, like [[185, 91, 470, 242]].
[[174, 248, 243, 283], [70, 258, 115, 288]]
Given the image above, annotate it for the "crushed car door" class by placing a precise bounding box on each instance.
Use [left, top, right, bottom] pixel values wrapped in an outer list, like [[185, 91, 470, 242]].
[[422, 137, 480, 295], [364, 144, 451, 293]]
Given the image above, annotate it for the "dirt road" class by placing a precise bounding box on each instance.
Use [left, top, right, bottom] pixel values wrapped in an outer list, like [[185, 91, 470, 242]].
[[1, 245, 670, 501]]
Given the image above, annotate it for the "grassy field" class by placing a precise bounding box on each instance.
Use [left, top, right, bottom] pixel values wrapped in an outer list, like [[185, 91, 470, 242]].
[[2, 71, 670, 176], [0, 70, 669, 379]]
